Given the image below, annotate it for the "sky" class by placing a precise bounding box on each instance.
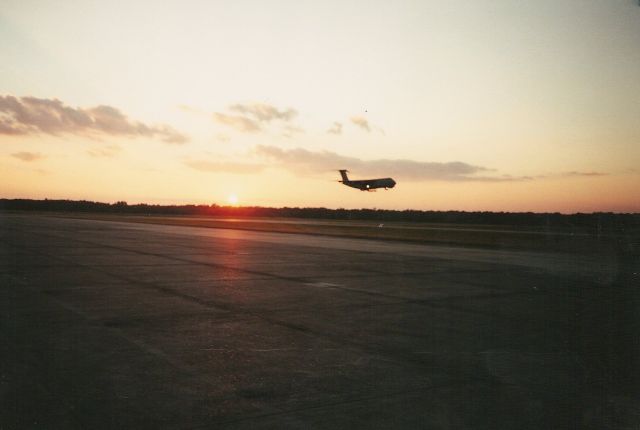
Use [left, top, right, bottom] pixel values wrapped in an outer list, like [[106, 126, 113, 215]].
[[1, 0, 639, 213]]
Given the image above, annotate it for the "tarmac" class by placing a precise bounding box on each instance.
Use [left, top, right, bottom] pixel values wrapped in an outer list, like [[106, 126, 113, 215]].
[[1, 213, 638, 429]]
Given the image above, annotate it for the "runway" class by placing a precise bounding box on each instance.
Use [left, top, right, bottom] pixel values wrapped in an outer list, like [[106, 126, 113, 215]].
[[1, 214, 637, 429]]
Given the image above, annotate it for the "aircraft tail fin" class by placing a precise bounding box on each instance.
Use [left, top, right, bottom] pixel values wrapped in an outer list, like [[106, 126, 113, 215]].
[[338, 170, 349, 182]]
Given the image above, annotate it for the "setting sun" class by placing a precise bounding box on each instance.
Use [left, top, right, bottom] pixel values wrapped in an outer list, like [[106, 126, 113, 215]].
[[227, 194, 239, 205]]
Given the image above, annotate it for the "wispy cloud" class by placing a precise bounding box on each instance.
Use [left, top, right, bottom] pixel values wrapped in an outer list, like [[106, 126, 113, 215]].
[[213, 113, 261, 133], [11, 151, 44, 162], [177, 104, 202, 114], [563, 171, 608, 177], [254, 145, 529, 182], [229, 103, 297, 122], [513, 171, 609, 180], [327, 122, 343, 135], [184, 159, 265, 174], [87, 144, 122, 158], [282, 125, 304, 138], [214, 102, 300, 134], [350, 116, 371, 132], [216, 133, 231, 143], [0, 95, 188, 144]]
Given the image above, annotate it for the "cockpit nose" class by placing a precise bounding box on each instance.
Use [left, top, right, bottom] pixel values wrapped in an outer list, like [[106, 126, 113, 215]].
[[390, 179, 396, 187]]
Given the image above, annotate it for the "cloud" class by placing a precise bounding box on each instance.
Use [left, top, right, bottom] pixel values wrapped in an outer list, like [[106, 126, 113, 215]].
[[282, 125, 304, 138], [213, 112, 261, 133], [11, 151, 44, 162], [184, 159, 265, 174], [214, 102, 300, 134], [0, 95, 188, 144], [523, 171, 609, 180], [87, 144, 122, 158], [350, 116, 371, 132], [177, 104, 201, 114], [563, 171, 608, 177], [254, 145, 529, 182], [229, 103, 297, 122], [327, 122, 343, 135], [216, 133, 231, 143]]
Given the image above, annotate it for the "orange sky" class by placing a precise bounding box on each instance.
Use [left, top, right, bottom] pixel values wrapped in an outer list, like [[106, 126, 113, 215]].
[[1, 1, 639, 213]]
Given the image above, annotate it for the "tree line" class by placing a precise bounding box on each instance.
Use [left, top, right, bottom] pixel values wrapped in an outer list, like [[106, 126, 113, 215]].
[[1, 198, 637, 232]]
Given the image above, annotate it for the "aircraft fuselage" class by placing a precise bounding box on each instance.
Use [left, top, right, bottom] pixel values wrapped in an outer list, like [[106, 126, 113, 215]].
[[338, 169, 396, 191], [340, 178, 396, 191]]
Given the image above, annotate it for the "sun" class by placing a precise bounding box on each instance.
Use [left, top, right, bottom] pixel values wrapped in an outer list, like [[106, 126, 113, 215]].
[[227, 194, 239, 205]]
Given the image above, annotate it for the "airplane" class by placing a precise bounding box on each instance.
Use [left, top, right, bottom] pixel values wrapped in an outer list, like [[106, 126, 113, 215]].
[[338, 170, 396, 191]]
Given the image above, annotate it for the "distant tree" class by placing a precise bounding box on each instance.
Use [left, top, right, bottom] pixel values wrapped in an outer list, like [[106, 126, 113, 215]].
[[1, 198, 638, 232]]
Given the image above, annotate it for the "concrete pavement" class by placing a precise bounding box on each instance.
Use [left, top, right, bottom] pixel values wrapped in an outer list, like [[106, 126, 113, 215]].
[[1, 214, 637, 429]]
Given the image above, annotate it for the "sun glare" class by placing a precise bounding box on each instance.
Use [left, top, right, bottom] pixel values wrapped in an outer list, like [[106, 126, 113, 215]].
[[227, 194, 239, 205]]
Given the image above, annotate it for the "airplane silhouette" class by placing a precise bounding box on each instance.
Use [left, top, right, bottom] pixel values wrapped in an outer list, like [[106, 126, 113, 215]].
[[338, 170, 396, 191]]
